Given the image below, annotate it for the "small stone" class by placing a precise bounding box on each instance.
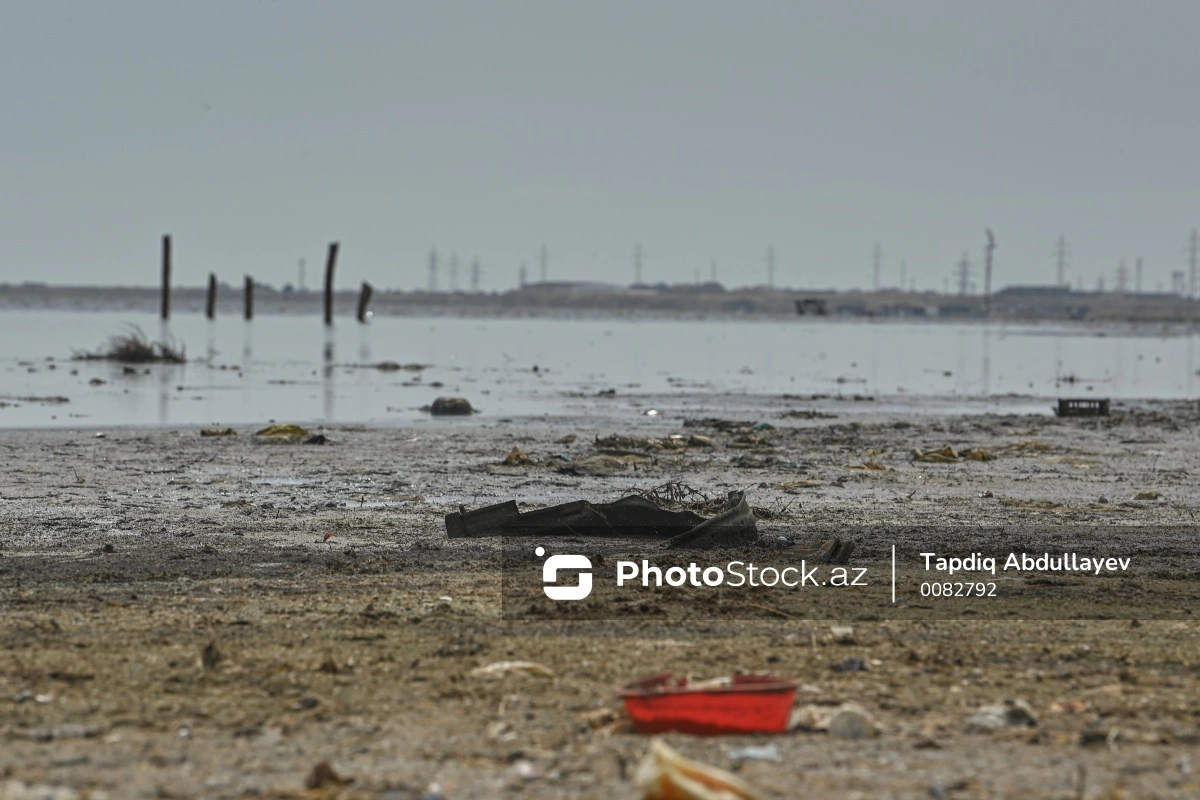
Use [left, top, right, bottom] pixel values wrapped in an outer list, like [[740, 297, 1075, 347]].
[[826, 702, 877, 739]]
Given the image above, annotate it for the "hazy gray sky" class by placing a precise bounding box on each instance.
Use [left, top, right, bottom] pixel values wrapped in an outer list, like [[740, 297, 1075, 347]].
[[3, 1, 1199, 293]]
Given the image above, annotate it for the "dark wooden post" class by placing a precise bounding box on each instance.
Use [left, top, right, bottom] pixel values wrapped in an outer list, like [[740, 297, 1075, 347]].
[[324, 241, 339, 326], [205, 273, 217, 320], [244, 276, 254, 320], [160, 235, 171, 320], [356, 281, 374, 323]]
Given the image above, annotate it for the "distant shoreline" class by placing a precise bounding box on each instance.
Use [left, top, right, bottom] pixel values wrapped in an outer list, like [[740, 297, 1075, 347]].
[[3, 281, 1200, 325]]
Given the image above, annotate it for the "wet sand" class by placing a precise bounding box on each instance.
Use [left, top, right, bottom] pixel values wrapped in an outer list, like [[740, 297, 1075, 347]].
[[1, 395, 1199, 798]]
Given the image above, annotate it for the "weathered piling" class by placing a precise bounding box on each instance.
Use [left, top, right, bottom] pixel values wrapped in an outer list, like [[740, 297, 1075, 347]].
[[356, 281, 374, 323], [324, 242, 339, 326], [244, 276, 254, 321], [160, 235, 171, 320], [206, 273, 217, 320]]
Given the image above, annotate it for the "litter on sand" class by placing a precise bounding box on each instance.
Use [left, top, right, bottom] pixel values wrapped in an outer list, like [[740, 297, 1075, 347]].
[[254, 424, 310, 441], [200, 428, 236, 437], [468, 660, 555, 679], [636, 738, 763, 800], [619, 673, 797, 735], [445, 489, 855, 557]]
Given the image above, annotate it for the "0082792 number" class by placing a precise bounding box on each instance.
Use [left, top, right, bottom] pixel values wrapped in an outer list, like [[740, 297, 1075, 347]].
[[919, 582, 997, 598]]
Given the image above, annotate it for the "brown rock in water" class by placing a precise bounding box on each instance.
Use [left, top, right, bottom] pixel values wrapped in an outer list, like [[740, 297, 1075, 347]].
[[430, 397, 474, 415]]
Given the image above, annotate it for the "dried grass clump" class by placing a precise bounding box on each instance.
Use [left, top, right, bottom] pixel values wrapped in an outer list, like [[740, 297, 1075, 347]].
[[74, 326, 186, 364]]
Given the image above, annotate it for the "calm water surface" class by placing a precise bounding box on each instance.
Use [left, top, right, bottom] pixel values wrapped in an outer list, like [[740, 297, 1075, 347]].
[[0, 310, 1196, 428]]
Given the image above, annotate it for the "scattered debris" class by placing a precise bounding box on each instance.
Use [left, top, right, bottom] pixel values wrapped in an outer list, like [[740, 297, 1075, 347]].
[[1133, 489, 1162, 501], [428, 396, 475, 415], [594, 433, 713, 453], [0, 395, 69, 405], [832, 657, 866, 673], [200, 428, 236, 437], [636, 481, 726, 514], [469, 660, 555, 679], [447, 489, 852, 562], [966, 698, 1038, 732], [355, 361, 427, 371], [501, 446, 532, 466], [912, 446, 959, 463], [779, 408, 837, 419], [636, 738, 763, 800], [682, 418, 759, 433], [303, 434, 328, 445], [558, 453, 647, 475], [790, 702, 878, 739], [305, 760, 353, 790], [830, 625, 855, 643], [255, 424, 310, 441], [556, 434, 578, 444], [619, 673, 796, 735], [727, 744, 781, 763]]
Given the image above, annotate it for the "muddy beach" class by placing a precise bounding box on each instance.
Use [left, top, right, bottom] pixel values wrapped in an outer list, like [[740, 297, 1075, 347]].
[[1, 394, 1199, 798]]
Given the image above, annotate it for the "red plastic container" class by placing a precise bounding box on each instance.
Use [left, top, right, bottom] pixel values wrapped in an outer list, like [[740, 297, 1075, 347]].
[[618, 673, 797, 735]]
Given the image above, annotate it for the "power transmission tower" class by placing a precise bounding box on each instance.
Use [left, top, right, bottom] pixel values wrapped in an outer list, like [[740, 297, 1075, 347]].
[[767, 245, 776, 288], [428, 248, 438, 292], [983, 229, 995, 316], [1053, 235, 1069, 287], [634, 243, 643, 285], [956, 252, 971, 296], [1116, 258, 1129, 294], [1189, 230, 1199, 298], [519, 261, 528, 288], [1135, 258, 1143, 294], [539, 245, 548, 283], [873, 242, 882, 292], [448, 251, 459, 292], [470, 257, 481, 292]]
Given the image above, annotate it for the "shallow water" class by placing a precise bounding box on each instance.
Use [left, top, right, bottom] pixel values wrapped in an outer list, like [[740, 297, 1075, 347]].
[[0, 309, 1196, 428]]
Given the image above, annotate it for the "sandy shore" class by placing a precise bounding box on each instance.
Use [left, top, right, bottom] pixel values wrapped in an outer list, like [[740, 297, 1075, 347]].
[[1, 396, 1199, 798]]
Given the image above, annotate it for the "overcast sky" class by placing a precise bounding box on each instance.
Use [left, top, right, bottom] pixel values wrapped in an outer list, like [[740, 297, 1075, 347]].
[[3, 1, 1199, 293]]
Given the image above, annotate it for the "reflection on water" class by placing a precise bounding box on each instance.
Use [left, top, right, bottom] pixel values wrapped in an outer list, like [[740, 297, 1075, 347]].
[[1, 310, 1198, 428], [323, 330, 335, 423]]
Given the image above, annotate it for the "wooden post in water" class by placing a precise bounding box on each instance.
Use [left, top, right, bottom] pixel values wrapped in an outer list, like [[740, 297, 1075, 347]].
[[205, 273, 217, 320], [160, 235, 172, 320], [244, 276, 254, 320], [356, 281, 374, 323], [323, 241, 339, 326]]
